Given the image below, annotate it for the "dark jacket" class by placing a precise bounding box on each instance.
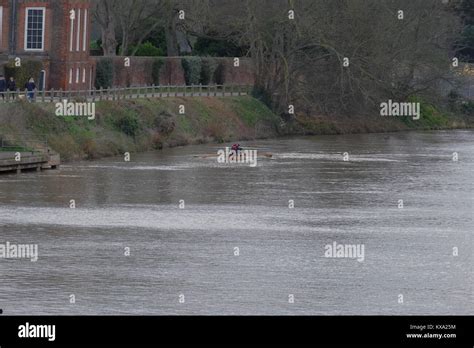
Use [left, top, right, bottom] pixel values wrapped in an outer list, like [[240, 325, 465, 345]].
[[0, 79, 6, 92], [7, 80, 16, 91], [25, 82, 36, 92]]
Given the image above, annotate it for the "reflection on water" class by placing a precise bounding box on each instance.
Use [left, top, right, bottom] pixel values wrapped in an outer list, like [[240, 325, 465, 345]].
[[0, 130, 472, 315]]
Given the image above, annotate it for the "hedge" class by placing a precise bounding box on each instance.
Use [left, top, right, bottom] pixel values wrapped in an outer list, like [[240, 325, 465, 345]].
[[95, 58, 114, 89], [181, 57, 202, 85], [214, 62, 226, 85], [200, 58, 219, 85], [4, 60, 43, 89]]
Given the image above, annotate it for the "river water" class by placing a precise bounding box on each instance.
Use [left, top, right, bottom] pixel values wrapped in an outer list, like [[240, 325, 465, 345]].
[[0, 130, 472, 315]]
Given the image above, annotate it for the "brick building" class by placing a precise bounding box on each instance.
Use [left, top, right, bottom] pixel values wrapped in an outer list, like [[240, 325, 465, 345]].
[[0, 0, 94, 90]]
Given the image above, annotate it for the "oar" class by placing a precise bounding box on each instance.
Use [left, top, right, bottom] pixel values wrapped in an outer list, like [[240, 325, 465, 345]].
[[194, 152, 273, 159]]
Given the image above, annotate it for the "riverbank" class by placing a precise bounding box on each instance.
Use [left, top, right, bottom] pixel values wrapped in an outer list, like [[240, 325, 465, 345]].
[[0, 96, 472, 161], [0, 97, 280, 161]]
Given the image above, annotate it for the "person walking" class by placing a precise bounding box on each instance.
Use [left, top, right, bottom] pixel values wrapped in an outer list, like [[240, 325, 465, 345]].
[[0, 75, 6, 101], [7, 77, 17, 100], [25, 77, 36, 102]]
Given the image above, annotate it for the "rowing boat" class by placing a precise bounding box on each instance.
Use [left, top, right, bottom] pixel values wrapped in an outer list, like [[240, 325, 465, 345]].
[[194, 152, 273, 159]]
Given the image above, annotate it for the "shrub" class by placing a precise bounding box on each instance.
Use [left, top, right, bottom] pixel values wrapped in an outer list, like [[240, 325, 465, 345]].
[[4, 60, 43, 89], [151, 58, 165, 85], [132, 41, 164, 57], [251, 85, 273, 108], [213, 62, 226, 85], [194, 35, 245, 57], [181, 57, 202, 85], [461, 101, 474, 116], [90, 40, 101, 50], [115, 112, 140, 137], [200, 58, 219, 85], [95, 58, 114, 89]]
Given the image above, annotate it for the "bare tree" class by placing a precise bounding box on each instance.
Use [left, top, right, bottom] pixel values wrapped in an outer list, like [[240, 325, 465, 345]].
[[93, 0, 118, 56]]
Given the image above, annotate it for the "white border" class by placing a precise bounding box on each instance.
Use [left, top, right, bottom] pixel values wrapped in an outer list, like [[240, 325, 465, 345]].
[[0, 7, 3, 48], [40, 69, 46, 90], [70, 9, 74, 52], [76, 8, 81, 52], [83, 9, 88, 52], [24, 7, 46, 51]]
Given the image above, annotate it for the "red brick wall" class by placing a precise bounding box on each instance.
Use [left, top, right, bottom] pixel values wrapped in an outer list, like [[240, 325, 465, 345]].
[[0, 0, 10, 52], [217, 58, 255, 85], [50, 0, 94, 90], [160, 58, 186, 86], [0, 0, 94, 90], [92, 56, 255, 88]]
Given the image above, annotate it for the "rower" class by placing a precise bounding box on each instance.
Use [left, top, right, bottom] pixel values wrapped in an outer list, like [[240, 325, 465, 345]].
[[231, 143, 243, 153]]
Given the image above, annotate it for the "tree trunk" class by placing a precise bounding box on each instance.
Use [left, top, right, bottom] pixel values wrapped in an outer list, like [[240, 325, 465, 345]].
[[102, 23, 117, 56], [165, 16, 179, 57]]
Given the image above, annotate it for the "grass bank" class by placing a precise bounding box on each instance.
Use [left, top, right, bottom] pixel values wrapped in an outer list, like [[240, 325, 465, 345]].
[[0, 96, 280, 161], [283, 100, 473, 136], [0, 96, 472, 162]]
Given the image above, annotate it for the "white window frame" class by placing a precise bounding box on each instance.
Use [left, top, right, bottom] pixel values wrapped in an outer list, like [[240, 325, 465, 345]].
[[76, 67, 80, 83], [0, 7, 4, 48], [83, 9, 88, 52], [69, 68, 73, 84], [24, 7, 46, 51], [40, 70, 46, 90], [70, 9, 74, 52], [83, 67, 86, 83], [76, 8, 81, 52]]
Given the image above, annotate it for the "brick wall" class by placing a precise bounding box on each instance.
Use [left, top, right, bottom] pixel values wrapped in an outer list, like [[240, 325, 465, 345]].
[[0, 0, 10, 52], [92, 56, 255, 88], [52, 0, 94, 91]]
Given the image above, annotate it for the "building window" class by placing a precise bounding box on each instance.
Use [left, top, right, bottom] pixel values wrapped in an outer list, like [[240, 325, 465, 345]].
[[39, 70, 46, 91], [76, 9, 81, 52], [83, 68, 86, 83], [76, 68, 80, 83], [69, 68, 73, 84], [70, 8, 74, 52], [25, 7, 45, 51], [83, 9, 88, 52], [0, 7, 3, 48]]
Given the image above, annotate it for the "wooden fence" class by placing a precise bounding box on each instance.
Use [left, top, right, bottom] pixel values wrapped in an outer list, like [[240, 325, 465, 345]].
[[0, 84, 254, 103]]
